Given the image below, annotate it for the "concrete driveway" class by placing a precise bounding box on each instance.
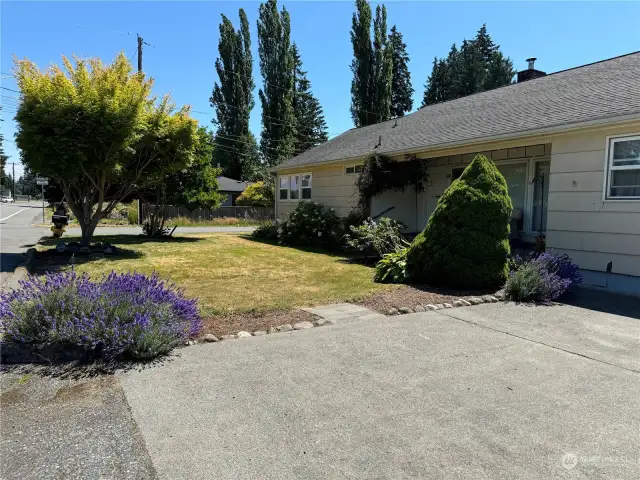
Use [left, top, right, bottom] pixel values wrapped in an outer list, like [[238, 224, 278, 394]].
[[120, 293, 639, 480], [2, 292, 639, 479]]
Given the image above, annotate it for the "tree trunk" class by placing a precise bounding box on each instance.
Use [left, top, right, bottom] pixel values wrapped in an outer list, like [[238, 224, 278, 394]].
[[80, 220, 98, 247]]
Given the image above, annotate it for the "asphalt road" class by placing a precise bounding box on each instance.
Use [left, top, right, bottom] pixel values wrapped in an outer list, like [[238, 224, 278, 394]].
[[0, 201, 49, 289]]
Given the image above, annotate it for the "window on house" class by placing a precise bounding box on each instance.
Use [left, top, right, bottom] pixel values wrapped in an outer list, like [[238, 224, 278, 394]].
[[345, 165, 363, 174], [301, 174, 312, 199], [606, 135, 640, 199], [290, 175, 300, 200], [279, 176, 289, 200]]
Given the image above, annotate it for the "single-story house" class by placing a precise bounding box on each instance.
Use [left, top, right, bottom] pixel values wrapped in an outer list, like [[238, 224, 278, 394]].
[[217, 176, 250, 206], [273, 52, 640, 295]]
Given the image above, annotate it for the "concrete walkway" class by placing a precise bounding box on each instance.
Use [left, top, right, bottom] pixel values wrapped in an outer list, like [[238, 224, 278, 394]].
[[303, 302, 386, 322]]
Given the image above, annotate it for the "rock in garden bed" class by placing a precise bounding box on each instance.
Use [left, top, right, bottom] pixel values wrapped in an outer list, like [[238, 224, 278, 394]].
[[357, 285, 501, 314], [200, 309, 319, 338]]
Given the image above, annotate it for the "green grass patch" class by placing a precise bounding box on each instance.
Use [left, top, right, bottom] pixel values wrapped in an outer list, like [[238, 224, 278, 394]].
[[45, 233, 391, 315]]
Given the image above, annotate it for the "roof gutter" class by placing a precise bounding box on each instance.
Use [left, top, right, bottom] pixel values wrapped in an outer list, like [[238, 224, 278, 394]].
[[271, 113, 640, 173]]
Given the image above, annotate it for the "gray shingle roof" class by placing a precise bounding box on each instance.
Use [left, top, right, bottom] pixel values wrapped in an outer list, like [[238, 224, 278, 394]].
[[276, 52, 640, 170], [216, 176, 250, 192]]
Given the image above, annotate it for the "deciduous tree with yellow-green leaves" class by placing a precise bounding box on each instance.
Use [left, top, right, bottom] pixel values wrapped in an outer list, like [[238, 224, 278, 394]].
[[14, 53, 204, 246]]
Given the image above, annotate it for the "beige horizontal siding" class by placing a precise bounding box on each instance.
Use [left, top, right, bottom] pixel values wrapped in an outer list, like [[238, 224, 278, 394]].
[[548, 171, 605, 193], [546, 123, 640, 275], [550, 150, 605, 173], [547, 211, 640, 235], [276, 165, 358, 219], [547, 192, 640, 213], [550, 248, 640, 277], [546, 231, 640, 256]]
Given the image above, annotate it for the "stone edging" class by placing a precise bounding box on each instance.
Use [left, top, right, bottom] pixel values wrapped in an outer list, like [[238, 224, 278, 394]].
[[196, 318, 336, 344], [386, 292, 505, 316]]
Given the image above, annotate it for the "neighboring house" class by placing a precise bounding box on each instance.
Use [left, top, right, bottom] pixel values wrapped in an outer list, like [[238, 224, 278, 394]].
[[273, 52, 640, 295], [217, 176, 251, 206]]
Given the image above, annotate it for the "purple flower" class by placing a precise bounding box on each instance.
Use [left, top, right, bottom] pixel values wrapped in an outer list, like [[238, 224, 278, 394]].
[[0, 269, 202, 359]]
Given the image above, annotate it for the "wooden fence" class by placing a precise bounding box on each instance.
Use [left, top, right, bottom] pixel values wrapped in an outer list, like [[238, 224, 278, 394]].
[[140, 204, 274, 221]]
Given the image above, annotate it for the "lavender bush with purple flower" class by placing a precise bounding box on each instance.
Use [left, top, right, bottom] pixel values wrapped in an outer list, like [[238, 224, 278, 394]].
[[0, 270, 201, 359], [505, 251, 582, 302]]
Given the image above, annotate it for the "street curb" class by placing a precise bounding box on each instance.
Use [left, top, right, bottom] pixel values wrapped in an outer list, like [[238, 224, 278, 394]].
[[4, 248, 37, 291]]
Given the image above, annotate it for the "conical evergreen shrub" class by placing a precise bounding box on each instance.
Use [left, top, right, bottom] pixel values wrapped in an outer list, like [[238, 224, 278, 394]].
[[406, 154, 512, 289]]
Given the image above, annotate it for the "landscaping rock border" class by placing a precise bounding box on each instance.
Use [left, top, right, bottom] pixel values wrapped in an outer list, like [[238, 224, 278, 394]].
[[390, 293, 502, 316], [198, 314, 338, 345]]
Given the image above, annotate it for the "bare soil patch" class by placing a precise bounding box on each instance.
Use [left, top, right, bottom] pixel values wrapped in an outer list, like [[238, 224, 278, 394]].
[[358, 284, 497, 313], [201, 309, 318, 337]]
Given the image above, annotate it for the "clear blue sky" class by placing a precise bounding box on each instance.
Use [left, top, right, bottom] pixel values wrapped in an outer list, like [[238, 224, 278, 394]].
[[2, 1, 639, 178]]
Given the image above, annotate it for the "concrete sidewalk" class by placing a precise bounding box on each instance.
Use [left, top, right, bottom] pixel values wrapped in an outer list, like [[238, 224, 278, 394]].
[[119, 302, 640, 480], [66, 225, 256, 236]]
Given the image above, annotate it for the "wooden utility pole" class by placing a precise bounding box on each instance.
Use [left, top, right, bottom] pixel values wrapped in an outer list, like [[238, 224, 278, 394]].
[[137, 35, 143, 73]]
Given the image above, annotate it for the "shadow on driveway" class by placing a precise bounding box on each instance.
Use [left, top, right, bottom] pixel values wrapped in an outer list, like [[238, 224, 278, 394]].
[[558, 288, 640, 320]]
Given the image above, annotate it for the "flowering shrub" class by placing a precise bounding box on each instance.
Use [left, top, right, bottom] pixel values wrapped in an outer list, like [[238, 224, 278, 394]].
[[374, 248, 409, 283], [505, 251, 582, 302], [0, 270, 201, 360], [344, 217, 409, 259], [278, 201, 343, 249]]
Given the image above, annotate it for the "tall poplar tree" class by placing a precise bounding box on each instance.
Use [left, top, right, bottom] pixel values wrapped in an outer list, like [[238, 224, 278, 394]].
[[422, 24, 514, 107], [389, 25, 413, 117], [257, 0, 296, 166], [371, 5, 393, 124], [350, 0, 393, 127], [349, 0, 374, 127], [210, 9, 259, 180], [292, 43, 328, 153]]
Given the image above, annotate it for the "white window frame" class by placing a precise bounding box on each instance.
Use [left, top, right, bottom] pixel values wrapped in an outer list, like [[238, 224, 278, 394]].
[[345, 164, 363, 175], [279, 176, 290, 200], [289, 175, 300, 200], [301, 173, 312, 199], [603, 134, 640, 201], [278, 173, 312, 201]]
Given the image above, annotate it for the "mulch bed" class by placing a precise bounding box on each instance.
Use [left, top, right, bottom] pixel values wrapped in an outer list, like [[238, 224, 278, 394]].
[[201, 309, 318, 337], [357, 285, 498, 314]]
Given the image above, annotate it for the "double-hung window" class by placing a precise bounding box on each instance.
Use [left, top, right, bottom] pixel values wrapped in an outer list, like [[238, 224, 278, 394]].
[[279, 173, 312, 200], [289, 175, 300, 200], [605, 135, 640, 199], [301, 174, 312, 199], [279, 176, 290, 200]]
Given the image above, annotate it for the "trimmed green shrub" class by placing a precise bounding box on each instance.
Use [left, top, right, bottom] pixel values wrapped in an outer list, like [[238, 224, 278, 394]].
[[278, 201, 343, 249], [344, 217, 409, 259], [252, 221, 279, 241], [406, 154, 512, 289], [374, 248, 409, 283]]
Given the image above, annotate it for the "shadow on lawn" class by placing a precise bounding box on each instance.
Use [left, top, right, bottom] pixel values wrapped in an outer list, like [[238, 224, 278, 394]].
[[35, 234, 206, 273]]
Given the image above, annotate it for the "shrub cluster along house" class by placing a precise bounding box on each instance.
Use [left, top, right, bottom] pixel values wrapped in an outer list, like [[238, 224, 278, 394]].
[[272, 53, 640, 295]]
